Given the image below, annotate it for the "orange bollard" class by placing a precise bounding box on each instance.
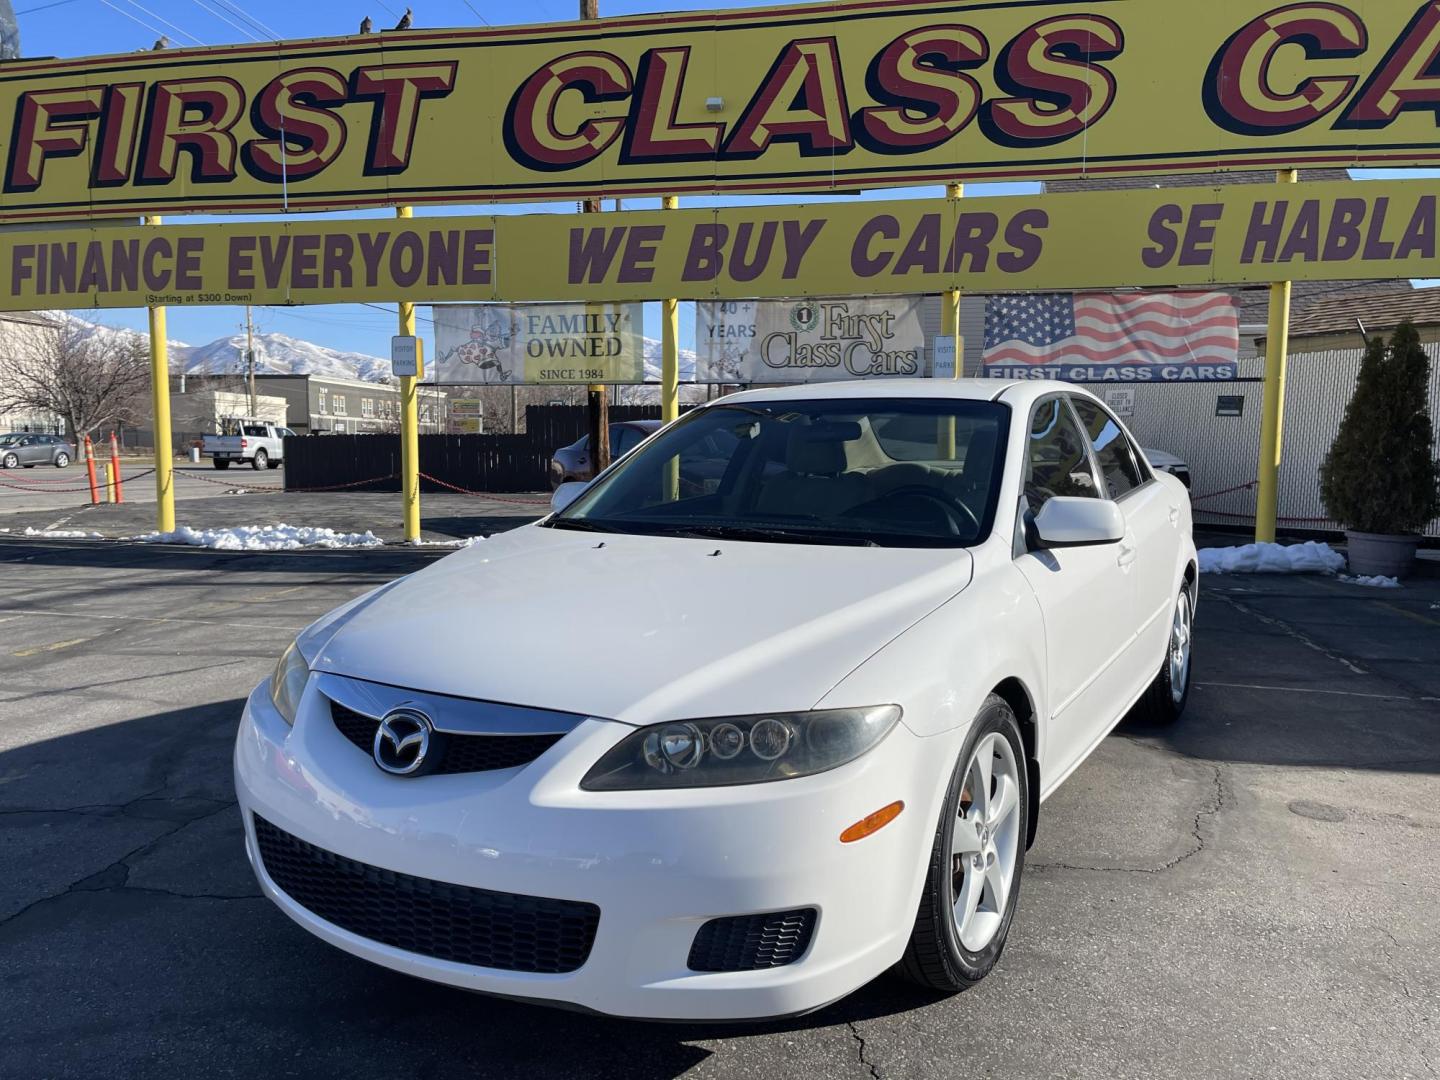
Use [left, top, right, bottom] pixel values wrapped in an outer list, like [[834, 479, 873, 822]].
[[108, 432, 124, 503], [83, 435, 100, 505]]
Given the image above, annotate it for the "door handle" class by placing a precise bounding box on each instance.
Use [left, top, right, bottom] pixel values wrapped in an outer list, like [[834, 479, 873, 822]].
[[1168, 505, 1181, 526], [1117, 543, 1137, 568]]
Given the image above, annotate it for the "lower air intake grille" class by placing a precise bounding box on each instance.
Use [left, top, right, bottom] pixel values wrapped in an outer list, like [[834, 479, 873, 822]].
[[253, 815, 599, 974], [687, 908, 817, 972]]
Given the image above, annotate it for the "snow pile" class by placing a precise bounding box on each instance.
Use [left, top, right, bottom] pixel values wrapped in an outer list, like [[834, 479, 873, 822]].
[[1198, 541, 1346, 575], [405, 536, 484, 548], [131, 523, 383, 550], [1339, 574, 1402, 588], [23, 526, 102, 539]]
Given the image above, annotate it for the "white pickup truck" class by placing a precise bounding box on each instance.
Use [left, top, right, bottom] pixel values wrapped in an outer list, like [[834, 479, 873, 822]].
[[202, 419, 293, 470]]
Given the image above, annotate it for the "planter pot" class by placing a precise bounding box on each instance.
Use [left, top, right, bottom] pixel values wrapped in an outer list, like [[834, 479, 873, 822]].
[[1344, 530, 1420, 579]]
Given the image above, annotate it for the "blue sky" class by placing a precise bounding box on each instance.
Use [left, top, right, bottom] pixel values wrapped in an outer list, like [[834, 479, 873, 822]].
[[11, 0, 1438, 358]]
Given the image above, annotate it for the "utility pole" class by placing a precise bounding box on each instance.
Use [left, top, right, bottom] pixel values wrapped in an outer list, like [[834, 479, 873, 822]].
[[244, 305, 257, 415], [581, 0, 610, 474]]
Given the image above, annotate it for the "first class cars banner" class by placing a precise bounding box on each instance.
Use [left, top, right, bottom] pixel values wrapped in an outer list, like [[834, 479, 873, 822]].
[[4, 0, 1440, 220], [696, 298, 927, 382], [2, 180, 1436, 310]]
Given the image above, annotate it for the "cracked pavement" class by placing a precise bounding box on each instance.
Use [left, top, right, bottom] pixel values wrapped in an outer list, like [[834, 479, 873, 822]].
[[1, 537, 1436, 1080]]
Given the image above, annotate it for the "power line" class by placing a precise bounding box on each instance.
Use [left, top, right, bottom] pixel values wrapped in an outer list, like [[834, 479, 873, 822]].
[[187, 0, 262, 40], [15, 0, 85, 15], [362, 301, 436, 325], [458, 0, 490, 25], [209, 0, 282, 40], [119, 0, 207, 45], [96, 0, 166, 41]]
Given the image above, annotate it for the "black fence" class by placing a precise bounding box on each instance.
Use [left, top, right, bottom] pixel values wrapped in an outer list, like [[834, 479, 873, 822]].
[[283, 405, 675, 493]]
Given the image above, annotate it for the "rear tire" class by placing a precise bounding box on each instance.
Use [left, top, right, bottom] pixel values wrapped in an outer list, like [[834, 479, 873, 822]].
[[0, 453, 13, 469], [54, 453, 70, 468], [251, 450, 267, 471], [898, 695, 1029, 993], [1132, 586, 1194, 725], [213, 459, 230, 470]]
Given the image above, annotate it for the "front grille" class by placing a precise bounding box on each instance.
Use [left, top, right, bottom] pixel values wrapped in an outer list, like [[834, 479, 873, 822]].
[[253, 815, 599, 974], [687, 908, 817, 972], [329, 700, 564, 774]]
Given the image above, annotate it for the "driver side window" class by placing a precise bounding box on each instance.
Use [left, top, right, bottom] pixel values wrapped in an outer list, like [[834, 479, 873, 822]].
[[1025, 398, 1098, 514]]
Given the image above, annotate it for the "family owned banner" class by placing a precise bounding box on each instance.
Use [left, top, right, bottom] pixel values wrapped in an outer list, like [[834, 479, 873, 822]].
[[696, 298, 928, 383], [431, 303, 645, 385]]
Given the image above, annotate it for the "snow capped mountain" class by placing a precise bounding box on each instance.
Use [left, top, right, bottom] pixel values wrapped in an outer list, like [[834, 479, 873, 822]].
[[173, 331, 394, 383], [58, 312, 701, 389]]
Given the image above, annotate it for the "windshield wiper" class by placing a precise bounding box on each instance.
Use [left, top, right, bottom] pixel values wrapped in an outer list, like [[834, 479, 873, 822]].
[[662, 523, 879, 547], [544, 518, 623, 534]]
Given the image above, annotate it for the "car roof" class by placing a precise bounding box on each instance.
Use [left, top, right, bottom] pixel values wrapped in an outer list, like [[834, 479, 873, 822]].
[[712, 378, 1098, 409]]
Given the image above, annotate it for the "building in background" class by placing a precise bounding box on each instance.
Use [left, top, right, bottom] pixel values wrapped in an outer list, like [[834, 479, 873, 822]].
[[0, 312, 64, 434], [253, 374, 448, 435]]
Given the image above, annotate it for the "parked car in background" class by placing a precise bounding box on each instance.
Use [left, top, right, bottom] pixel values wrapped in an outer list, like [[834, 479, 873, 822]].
[[202, 419, 293, 470], [0, 433, 75, 468], [1142, 448, 1191, 489], [549, 421, 660, 488], [236, 379, 1197, 1021]]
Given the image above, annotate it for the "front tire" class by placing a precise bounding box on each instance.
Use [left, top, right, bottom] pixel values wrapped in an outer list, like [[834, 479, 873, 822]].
[[1133, 586, 1193, 725], [898, 695, 1029, 992], [251, 450, 268, 471]]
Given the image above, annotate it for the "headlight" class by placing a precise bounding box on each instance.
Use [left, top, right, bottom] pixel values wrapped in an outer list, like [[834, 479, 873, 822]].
[[580, 706, 901, 791], [269, 640, 310, 726]]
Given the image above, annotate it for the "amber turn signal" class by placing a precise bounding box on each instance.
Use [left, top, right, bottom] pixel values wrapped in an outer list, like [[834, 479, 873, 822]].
[[839, 800, 904, 843]]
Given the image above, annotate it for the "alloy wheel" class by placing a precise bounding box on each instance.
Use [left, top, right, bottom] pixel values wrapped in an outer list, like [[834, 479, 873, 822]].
[[1169, 591, 1193, 704], [950, 732, 1023, 952]]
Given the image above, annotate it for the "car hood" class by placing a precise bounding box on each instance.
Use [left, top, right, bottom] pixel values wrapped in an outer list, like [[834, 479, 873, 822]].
[[311, 525, 973, 726]]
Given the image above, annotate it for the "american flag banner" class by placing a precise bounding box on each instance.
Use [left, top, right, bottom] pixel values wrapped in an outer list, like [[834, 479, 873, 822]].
[[982, 292, 1239, 382]]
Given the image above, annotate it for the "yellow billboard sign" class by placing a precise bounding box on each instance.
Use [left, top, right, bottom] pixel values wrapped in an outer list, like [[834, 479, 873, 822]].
[[4, 1, 1440, 220], [1, 180, 1434, 311]]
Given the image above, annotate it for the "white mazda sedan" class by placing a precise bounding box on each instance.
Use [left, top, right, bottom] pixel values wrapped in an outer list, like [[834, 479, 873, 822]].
[[235, 379, 1196, 1021]]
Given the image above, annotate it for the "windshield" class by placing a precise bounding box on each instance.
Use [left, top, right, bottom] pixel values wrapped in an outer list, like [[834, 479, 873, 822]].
[[551, 398, 1010, 548]]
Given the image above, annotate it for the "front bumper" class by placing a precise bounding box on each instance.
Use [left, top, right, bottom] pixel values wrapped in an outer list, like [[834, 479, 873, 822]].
[[234, 679, 952, 1020]]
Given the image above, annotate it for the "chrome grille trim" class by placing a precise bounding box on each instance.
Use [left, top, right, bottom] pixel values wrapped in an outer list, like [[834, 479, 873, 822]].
[[312, 671, 586, 736]]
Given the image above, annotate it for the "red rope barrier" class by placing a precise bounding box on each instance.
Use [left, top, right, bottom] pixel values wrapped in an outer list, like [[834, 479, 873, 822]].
[[417, 472, 551, 505]]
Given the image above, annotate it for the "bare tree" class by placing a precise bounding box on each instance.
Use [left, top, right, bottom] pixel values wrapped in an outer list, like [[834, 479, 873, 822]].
[[0, 320, 151, 439]]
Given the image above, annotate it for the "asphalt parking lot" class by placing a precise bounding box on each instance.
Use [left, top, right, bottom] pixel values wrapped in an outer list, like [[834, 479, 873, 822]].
[[0, 536, 1436, 1080]]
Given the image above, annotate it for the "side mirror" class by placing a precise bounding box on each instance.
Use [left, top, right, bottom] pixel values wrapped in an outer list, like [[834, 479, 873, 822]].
[[550, 481, 589, 515], [1032, 497, 1125, 548]]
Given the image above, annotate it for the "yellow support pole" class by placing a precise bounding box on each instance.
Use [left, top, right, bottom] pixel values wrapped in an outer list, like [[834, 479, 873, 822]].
[[146, 214, 175, 534], [661, 196, 680, 424], [105, 461, 116, 503], [662, 195, 680, 500], [1255, 169, 1297, 544], [939, 182, 963, 459], [396, 206, 421, 543]]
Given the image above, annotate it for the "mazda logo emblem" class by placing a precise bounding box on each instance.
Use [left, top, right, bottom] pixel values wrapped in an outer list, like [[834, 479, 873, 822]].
[[373, 709, 432, 775]]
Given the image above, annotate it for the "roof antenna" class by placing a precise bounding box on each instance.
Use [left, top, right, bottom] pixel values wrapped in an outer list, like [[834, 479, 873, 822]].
[[1355, 317, 1368, 345]]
